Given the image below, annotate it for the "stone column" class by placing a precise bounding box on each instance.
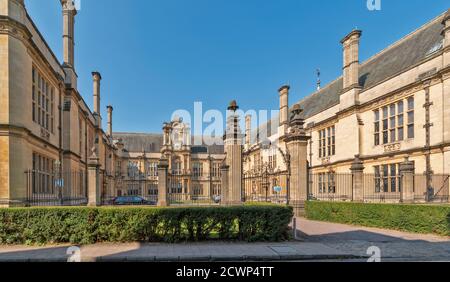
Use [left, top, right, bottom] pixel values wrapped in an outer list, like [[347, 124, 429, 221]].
[[284, 105, 310, 216], [157, 158, 169, 207], [60, 0, 77, 87], [107, 105, 113, 138], [88, 153, 101, 206], [245, 114, 251, 150], [350, 155, 365, 202], [341, 30, 362, 90], [224, 100, 243, 205], [278, 85, 290, 139], [400, 157, 415, 203], [220, 165, 230, 205], [92, 72, 102, 127]]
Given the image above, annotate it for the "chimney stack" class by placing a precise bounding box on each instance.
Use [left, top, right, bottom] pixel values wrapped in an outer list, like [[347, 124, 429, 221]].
[[92, 72, 102, 127], [341, 30, 362, 90], [442, 9, 450, 67], [60, 0, 77, 87], [107, 105, 113, 138], [278, 85, 290, 137], [245, 114, 251, 148]]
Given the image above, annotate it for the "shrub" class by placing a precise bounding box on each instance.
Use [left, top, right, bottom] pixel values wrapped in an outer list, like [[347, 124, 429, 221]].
[[0, 205, 293, 245], [305, 201, 450, 236]]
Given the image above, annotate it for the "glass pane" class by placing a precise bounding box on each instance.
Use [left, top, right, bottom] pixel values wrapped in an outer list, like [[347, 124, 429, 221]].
[[390, 129, 396, 143], [398, 114, 404, 126], [383, 107, 388, 118], [390, 104, 396, 116], [398, 101, 404, 113], [408, 111, 414, 123], [390, 117, 396, 128], [408, 97, 414, 110], [408, 125, 415, 139], [374, 110, 380, 121], [398, 127, 404, 141]]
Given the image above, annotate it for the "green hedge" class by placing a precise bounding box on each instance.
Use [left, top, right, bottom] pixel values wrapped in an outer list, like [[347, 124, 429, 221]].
[[0, 205, 293, 245], [305, 201, 450, 236]]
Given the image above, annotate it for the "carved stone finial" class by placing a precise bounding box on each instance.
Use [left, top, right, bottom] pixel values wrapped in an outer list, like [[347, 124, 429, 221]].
[[227, 100, 239, 112], [291, 104, 303, 115]]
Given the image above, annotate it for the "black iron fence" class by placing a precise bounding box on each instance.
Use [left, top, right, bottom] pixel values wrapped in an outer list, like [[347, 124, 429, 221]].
[[101, 178, 159, 206], [308, 172, 450, 204], [414, 174, 449, 203], [243, 170, 289, 204], [308, 173, 353, 202], [361, 174, 402, 203], [167, 173, 219, 205], [23, 170, 87, 206]]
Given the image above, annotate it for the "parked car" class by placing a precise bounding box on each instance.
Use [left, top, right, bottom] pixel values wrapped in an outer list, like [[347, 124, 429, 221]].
[[112, 196, 154, 206]]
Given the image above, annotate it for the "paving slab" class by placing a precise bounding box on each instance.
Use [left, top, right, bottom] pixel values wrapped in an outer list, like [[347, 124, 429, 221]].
[[0, 241, 355, 262]]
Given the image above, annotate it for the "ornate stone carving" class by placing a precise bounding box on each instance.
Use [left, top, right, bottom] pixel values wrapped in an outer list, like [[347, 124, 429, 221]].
[[384, 143, 401, 153]]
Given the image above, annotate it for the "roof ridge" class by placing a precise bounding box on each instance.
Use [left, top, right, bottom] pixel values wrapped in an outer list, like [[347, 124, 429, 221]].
[[360, 11, 445, 67], [295, 76, 343, 106]]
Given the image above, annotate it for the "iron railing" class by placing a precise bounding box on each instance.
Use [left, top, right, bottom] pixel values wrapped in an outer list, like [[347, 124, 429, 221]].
[[243, 170, 289, 204], [23, 170, 87, 206], [308, 173, 353, 202]]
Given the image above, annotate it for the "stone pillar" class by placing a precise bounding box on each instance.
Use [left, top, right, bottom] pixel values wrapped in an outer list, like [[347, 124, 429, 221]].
[[220, 165, 230, 205], [224, 100, 243, 205], [92, 72, 102, 127], [442, 9, 450, 67], [350, 155, 365, 202], [60, 0, 77, 87], [157, 158, 169, 207], [245, 114, 251, 150], [400, 157, 415, 203], [341, 30, 362, 90], [284, 105, 310, 216], [278, 85, 290, 138], [88, 153, 101, 206], [107, 105, 113, 138]]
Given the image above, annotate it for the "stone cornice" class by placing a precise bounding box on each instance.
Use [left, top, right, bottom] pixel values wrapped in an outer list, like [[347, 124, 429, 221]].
[[310, 142, 450, 170], [0, 124, 61, 153], [0, 15, 32, 42], [340, 29, 362, 44]]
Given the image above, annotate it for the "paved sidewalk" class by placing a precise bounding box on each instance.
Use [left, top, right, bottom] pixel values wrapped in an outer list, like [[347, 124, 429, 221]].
[[0, 241, 357, 262], [296, 218, 450, 261], [1, 218, 448, 262]]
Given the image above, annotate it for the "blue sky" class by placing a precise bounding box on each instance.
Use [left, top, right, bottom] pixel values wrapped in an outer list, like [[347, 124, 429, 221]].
[[26, 0, 449, 133]]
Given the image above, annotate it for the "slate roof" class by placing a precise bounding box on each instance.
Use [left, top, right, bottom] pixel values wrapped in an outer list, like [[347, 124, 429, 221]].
[[258, 12, 446, 137], [113, 132, 224, 154]]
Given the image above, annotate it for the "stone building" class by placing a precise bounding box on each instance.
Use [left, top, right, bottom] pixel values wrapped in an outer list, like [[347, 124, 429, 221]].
[[1, 0, 449, 206], [0, 0, 225, 206], [112, 117, 225, 201], [243, 10, 450, 202], [0, 0, 118, 205]]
